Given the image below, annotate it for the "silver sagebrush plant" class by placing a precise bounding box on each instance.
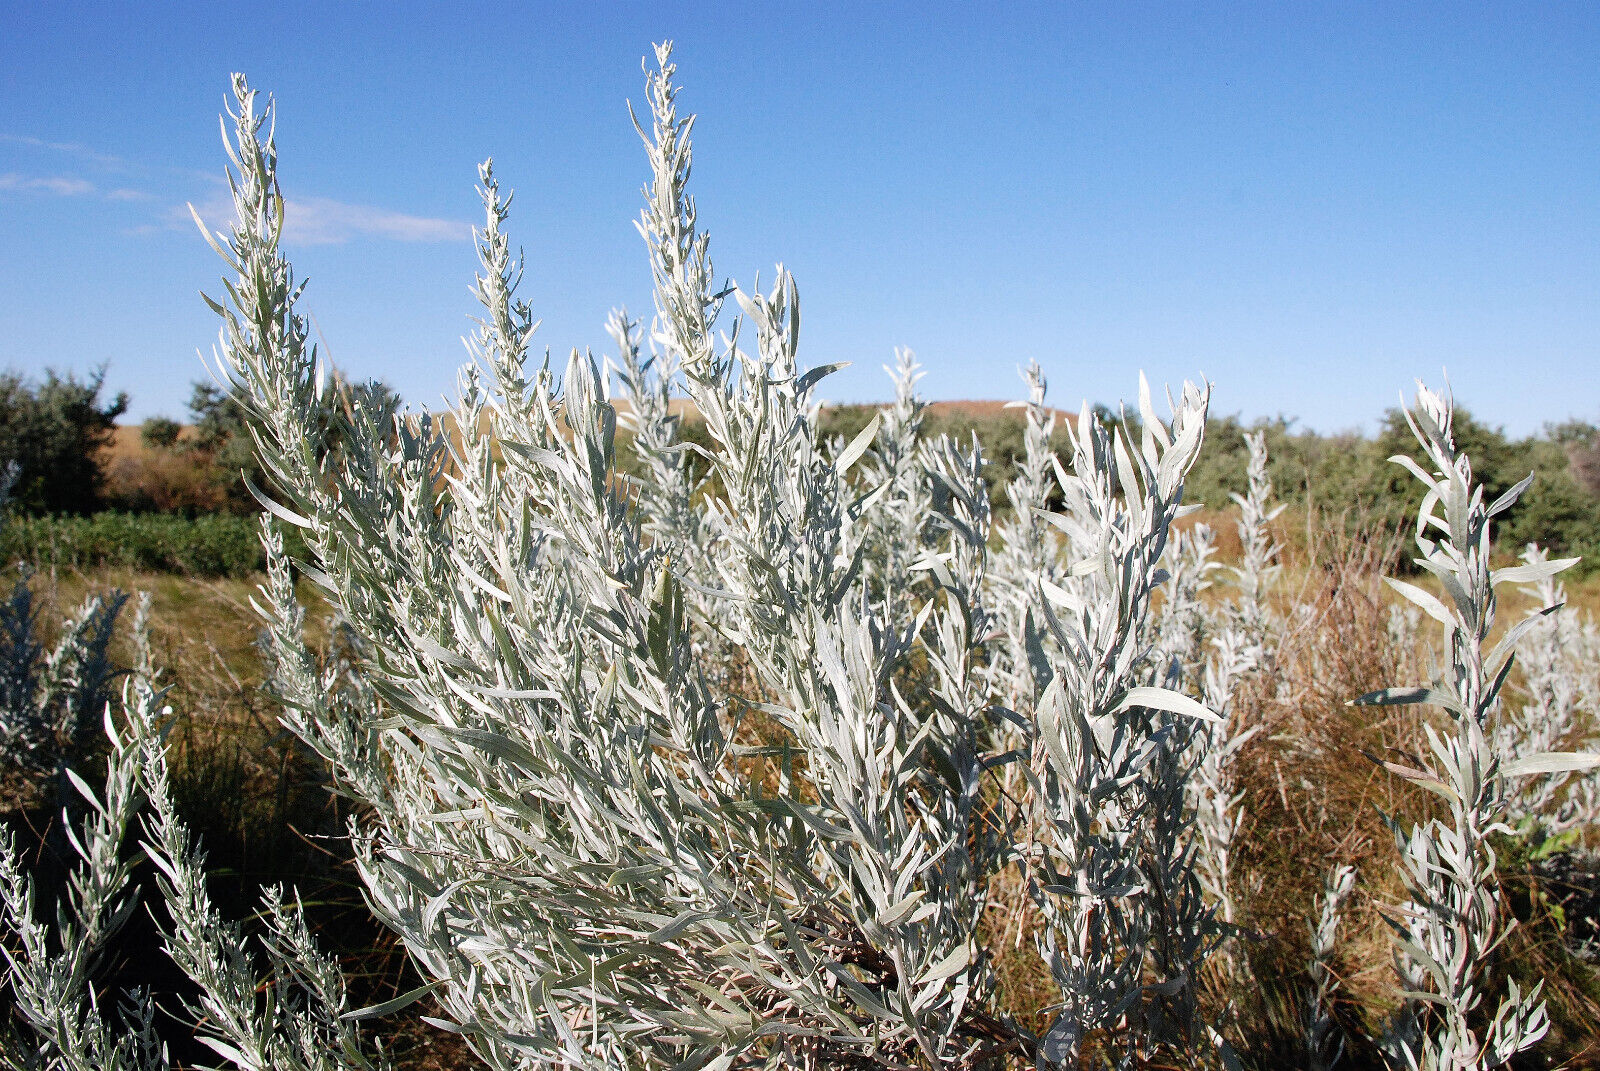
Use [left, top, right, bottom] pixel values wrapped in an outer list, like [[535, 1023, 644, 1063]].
[[1303, 863, 1356, 1071], [0, 466, 128, 785], [1155, 520, 1218, 683], [202, 57, 970, 1069], [989, 363, 1063, 720], [1228, 431, 1284, 638], [0, 600, 162, 1071], [186, 48, 1233, 1069], [1359, 383, 1598, 1071], [1022, 380, 1220, 1066], [1495, 543, 1600, 833], [1164, 432, 1282, 940]]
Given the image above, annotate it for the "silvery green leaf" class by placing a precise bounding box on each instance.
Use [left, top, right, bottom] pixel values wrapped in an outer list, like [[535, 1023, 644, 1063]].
[[1501, 752, 1600, 778], [835, 411, 882, 475], [1485, 471, 1534, 518], [1491, 556, 1579, 588], [1115, 686, 1222, 724], [915, 943, 971, 986], [341, 981, 443, 1021], [1382, 578, 1456, 630]]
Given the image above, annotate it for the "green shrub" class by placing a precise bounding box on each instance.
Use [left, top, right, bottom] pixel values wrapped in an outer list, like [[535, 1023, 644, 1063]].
[[1183, 411, 1600, 568], [0, 512, 300, 577], [140, 417, 183, 450]]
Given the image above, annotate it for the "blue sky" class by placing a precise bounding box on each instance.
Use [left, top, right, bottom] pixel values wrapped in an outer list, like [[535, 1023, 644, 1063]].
[[2, 2, 1596, 435]]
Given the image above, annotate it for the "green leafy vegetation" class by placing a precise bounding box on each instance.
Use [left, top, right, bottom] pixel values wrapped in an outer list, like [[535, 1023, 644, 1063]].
[[0, 512, 302, 577]]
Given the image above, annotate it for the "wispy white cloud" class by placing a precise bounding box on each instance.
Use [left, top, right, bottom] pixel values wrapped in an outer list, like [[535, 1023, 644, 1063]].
[[0, 133, 126, 168], [0, 172, 96, 195], [284, 196, 470, 245], [3, 131, 216, 185], [184, 191, 469, 245], [4, 132, 466, 245]]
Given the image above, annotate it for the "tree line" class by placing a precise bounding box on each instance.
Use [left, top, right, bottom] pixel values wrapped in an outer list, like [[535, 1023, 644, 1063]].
[[2, 363, 1597, 567]]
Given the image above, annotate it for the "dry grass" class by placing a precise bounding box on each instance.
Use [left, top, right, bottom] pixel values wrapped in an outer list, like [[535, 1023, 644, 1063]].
[[1223, 520, 1423, 1057]]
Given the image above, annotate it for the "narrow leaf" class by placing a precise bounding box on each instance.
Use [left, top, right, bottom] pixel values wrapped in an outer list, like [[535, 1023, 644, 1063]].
[[1502, 752, 1600, 779], [835, 412, 882, 475], [1115, 686, 1221, 724], [342, 980, 443, 1021]]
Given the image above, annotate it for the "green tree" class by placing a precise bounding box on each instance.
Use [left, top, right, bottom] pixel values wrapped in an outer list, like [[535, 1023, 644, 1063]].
[[0, 366, 128, 515], [1550, 420, 1600, 497]]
